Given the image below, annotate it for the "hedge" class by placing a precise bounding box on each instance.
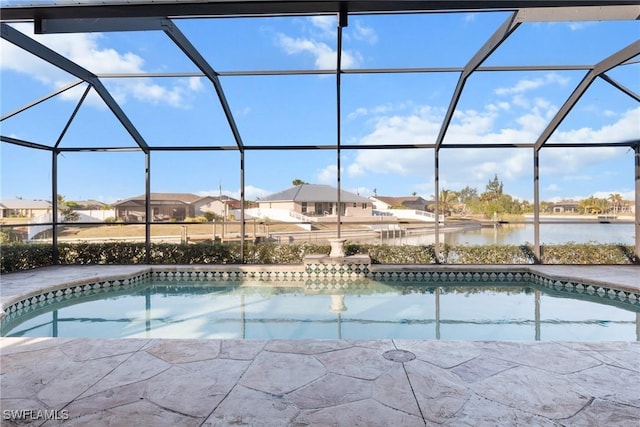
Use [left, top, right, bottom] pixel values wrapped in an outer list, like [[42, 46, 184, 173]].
[[1, 241, 636, 274]]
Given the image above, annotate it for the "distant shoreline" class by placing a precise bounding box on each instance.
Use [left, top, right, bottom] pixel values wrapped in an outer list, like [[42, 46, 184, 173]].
[[523, 213, 634, 220]]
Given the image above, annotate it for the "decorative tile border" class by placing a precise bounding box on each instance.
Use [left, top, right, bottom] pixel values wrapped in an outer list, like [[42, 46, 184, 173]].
[[531, 273, 640, 305], [151, 269, 310, 282], [2, 267, 639, 326], [1, 272, 151, 324]]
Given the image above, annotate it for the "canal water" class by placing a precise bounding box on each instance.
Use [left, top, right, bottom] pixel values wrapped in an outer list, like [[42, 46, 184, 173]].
[[382, 222, 635, 246]]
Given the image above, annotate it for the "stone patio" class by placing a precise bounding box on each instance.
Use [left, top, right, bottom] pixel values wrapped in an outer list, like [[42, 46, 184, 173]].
[[1, 337, 639, 426], [1, 265, 639, 425]]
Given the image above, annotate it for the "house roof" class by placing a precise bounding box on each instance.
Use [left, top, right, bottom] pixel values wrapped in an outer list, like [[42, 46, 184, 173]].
[[112, 193, 241, 207], [112, 193, 203, 206], [0, 199, 52, 209], [261, 184, 370, 203], [552, 200, 580, 206], [74, 199, 109, 208], [372, 196, 433, 206]]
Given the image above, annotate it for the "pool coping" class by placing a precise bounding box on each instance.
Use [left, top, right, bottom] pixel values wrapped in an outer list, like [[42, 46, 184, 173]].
[[2, 263, 639, 323]]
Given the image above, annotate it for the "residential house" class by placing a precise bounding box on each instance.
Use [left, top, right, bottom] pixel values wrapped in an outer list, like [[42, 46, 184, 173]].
[[193, 196, 242, 219], [551, 200, 580, 214], [257, 184, 372, 217], [73, 199, 110, 210], [112, 193, 240, 222], [0, 199, 52, 219], [370, 196, 435, 212]]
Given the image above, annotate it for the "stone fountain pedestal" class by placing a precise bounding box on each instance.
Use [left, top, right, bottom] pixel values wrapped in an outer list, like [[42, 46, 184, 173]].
[[302, 238, 371, 281], [328, 238, 347, 258]]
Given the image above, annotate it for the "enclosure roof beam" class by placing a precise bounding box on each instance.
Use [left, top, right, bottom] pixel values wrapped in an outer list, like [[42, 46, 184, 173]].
[[87, 64, 597, 78], [2, 1, 639, 21], [1, 80, 85, 122], [534, 40, 640, 151], [160, 19, 245, 152], [516, 5, 640, 21], [599, 73, 640, 103], [434, 11, 521, 150], [0, 23, 150, 153], [54, 16, 247, 152], [35, 17, 166, 34], [1, 135, 53, 151]]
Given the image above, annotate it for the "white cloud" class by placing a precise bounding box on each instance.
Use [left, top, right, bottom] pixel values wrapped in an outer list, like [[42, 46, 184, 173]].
[[347, 107, 369, 121], [591, 190, 634, 201], [495, 73, 570, 96], [1, 24, 196, 108], [343, 95, 638, 193], [348, 186, 373, 197], [550, 107, 640, 144], [316, 164, 339, 184], [353, 21, 378, 44], [565, 22, 595, 31], [310, 16, 336, 34], [276, 33, 361, 69], [239, 185, 273, 201], [188, 77, 204, 92], [346, 102, 411, 121], [275, 16, 369, 69], [464, 14, 477, 23], [199, 185, 271, 201]]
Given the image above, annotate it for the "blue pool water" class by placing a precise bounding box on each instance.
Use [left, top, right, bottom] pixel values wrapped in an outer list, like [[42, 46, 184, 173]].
[[2, 280, 638, 341]]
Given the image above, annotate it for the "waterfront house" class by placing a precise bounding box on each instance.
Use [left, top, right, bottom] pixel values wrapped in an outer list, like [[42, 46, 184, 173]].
[[0, 199, 52, 219], [370, 196, 435, 212], [113, 193, 240, 222], [257, 184, 372, 218], [552, 200, 580, 214]]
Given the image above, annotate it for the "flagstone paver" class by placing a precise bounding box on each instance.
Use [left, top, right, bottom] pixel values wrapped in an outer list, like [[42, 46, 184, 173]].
[[239, 351, 325, 395], [404, 359, 471, 424], [144, 359, 251, 417], [470, 365, 592, 419], [315, 345, 396, 380], [1, 337, 639, 426], [204, 385, 299, 427]]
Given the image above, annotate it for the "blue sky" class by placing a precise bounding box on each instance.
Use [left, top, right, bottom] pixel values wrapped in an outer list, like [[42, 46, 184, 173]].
[[1, 10, 639, 204]]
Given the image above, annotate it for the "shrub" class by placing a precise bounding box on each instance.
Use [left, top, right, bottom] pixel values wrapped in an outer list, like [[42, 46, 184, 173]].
[[0, 241, 636, 274], [1, 243, 54, 273], [541, 243, 637, 264], [184, 216, 209, 223], [443, 244, 536, 264]]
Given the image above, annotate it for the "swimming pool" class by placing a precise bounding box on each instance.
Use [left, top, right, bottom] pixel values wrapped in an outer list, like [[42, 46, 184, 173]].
[[3, 276, 639, 341]]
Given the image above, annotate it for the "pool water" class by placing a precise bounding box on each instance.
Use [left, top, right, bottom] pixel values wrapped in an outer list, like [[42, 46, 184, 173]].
[[2, 280, 638, 341]]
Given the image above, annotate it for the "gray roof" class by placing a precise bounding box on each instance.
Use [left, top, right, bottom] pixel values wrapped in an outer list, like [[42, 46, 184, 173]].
[[113, 193, 202, 206], [261, 184, 370, 203], [0, 199, 52, 209]]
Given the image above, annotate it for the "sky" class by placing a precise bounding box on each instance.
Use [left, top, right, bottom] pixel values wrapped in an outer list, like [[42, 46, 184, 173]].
[[1, 7, 639, 205]]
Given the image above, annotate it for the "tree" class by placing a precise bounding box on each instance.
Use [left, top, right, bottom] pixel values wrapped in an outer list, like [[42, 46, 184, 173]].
[[439, 189, 458, 216], [57, 194, 80, 222], [456, 186, 479, 215], [458, 186, 478, 204], [483, 174, 503, 200], [608, 193, 623, 215], [580, 195, 608, 214], [292, 179, 308, 186]]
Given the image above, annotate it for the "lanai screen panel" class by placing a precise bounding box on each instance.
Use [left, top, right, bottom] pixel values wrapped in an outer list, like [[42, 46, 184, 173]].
[[1, 0, 638, 263]]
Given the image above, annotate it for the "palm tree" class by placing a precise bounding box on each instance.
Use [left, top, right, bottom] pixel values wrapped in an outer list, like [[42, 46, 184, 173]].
[[57, 194, 79, 222], [439, 189, 457, 216], [608, 193, 622, 215]]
